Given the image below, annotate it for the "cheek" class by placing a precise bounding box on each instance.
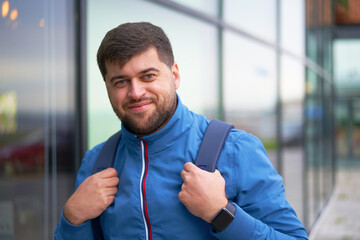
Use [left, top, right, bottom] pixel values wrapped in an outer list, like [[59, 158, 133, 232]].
[[151, 87, 171, 101], [152, 81, 176, 95], [108, 89, 126, 106]]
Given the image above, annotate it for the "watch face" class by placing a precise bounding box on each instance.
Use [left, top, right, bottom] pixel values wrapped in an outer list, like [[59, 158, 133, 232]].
[[213, 209, 234, 231]]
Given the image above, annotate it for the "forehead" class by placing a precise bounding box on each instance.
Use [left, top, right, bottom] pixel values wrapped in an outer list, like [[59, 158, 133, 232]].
[[108, 47, 163, 73]]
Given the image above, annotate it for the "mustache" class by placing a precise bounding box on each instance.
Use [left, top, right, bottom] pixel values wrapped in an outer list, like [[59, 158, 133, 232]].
[[125, 96, 154, 105]]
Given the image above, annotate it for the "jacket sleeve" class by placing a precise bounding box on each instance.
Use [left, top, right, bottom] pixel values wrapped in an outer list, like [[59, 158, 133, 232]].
[[212, 133, 308, 240], [54, 143, 104, 240]]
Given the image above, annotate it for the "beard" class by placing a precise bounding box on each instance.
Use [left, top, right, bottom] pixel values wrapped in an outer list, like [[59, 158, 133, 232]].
[[111, 91, 177, 135]]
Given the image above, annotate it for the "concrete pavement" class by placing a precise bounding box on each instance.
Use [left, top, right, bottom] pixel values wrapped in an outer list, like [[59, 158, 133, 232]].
[[309, 161, 360, 240]]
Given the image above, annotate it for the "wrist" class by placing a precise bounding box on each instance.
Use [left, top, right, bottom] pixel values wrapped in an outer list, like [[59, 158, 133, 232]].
[[204, 198, 228, 223], [211, 201, 236, 232], [64, 200, 86, 225]]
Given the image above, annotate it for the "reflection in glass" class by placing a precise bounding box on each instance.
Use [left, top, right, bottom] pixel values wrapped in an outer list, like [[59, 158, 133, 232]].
[[281, 0, 305, 56], [2, 0, 9, 18], [0, 0, 77, 239], [334, 40, 360, 162], [334, 40, 360, 89], [305, 68, 335, 230], [281, 54, 305, 222], [322, 81, 333, 205], [0, 1, 46, 237], [306, 0, 318, 64], [9, 8, 17, 21], [304, 1, 336, 231], [305, 67, 320, 227], [0, 91, 17, 134], [223, 31, 277, 167], [224, 0, 276, 43], [169, 0, 219, 17]]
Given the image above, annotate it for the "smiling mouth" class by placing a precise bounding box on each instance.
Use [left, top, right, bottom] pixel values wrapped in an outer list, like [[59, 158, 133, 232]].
[[127, 101, 152, 112]]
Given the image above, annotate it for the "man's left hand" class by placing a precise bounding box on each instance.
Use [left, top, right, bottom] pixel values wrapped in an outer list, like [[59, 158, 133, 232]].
[[178, 162, 228, 223]]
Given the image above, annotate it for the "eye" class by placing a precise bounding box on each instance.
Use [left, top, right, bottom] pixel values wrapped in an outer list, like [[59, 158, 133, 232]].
[[115, 79, 127, 86], [143, 74, 155, 80]]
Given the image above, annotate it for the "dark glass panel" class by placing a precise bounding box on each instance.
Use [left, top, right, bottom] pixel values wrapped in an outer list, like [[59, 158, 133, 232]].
[[0, 1, 77, 239]]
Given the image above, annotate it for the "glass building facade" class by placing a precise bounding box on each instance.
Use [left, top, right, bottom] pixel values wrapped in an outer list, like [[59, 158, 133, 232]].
[[0, 0, 340, 238], [0, 1, 79, 239], [333, 0, 360, 164]]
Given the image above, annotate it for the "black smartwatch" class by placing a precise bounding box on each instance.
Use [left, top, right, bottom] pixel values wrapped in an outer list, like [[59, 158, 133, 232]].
[[211, 201, 236, 232]]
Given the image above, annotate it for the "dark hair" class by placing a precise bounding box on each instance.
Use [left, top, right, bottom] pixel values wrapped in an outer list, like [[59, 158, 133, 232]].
[[97, 22, 174, 80]]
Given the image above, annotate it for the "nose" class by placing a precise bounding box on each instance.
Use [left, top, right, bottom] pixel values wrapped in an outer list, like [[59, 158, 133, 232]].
[[128, 79, 145, 99]]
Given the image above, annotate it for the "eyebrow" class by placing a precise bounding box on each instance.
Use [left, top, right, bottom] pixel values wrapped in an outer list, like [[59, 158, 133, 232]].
[[110, 67, 160, 83]]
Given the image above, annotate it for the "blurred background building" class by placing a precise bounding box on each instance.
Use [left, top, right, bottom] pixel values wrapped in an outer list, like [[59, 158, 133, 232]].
[[0, 0, 359, 239]]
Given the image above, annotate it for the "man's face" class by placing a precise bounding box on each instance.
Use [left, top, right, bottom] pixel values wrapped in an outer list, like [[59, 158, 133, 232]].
[[105, 47, 180, 135]]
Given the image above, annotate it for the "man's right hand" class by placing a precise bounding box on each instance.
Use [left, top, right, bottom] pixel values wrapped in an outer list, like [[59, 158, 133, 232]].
[[64, 168, 119, 225]]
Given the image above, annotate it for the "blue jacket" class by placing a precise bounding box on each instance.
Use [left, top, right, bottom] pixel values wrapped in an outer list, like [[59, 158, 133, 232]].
[[55, 97, 308, 240]]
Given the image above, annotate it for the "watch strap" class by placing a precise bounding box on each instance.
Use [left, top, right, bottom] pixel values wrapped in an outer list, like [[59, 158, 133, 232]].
[[225, 201, 236, 215]]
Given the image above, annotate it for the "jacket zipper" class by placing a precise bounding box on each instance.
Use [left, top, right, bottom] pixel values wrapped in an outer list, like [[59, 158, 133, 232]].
[[139, 137, 152, 240]]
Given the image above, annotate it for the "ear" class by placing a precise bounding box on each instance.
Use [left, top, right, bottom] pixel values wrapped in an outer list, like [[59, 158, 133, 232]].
[[171, 62, 180, 90]]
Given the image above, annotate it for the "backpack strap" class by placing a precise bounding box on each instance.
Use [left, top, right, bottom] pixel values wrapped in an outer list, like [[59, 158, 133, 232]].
[[195, 119, 234, 172], [91, 131, 122, 175], [91, 130, 122, 240]]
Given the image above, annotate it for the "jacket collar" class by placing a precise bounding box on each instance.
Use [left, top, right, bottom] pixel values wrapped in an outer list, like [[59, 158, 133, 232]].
[[121, 95, 193, 152]]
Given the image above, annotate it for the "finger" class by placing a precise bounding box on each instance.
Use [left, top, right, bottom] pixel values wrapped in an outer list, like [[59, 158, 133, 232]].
[[104, 195, 115, 207], [97, 168, 118, 178], [180, 169, 188, 180], [102, 176, 119, 187], [104, 186, 118, 196], [178, 191, 184, 203], [178, 188, 188, 202], [184, 162, 196, 171], [180, 183, 188, 193]]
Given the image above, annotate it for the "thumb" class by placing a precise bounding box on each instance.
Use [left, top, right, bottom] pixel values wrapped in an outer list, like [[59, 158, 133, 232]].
[[213, 169, 224, 177], [184, 162, 197, 171]]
